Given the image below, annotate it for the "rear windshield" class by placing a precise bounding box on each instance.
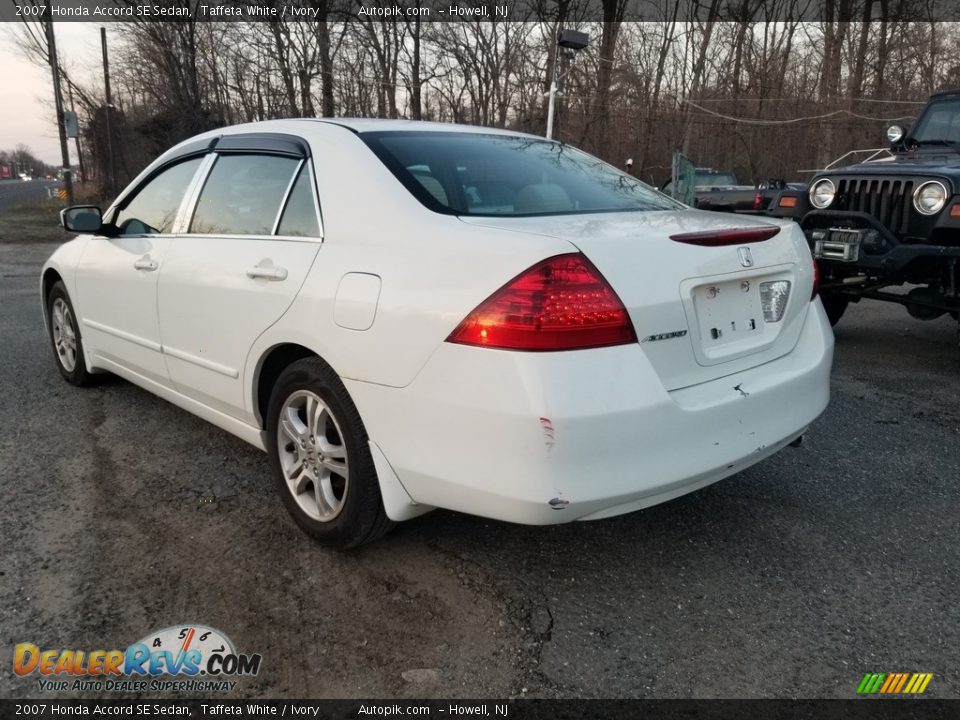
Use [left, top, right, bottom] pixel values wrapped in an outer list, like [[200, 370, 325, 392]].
[[694, 172, 738, 187], [362, 131, 680, 217]]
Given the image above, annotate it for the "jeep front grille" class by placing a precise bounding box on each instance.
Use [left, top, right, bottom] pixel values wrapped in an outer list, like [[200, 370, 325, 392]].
[[835, 177, 914, 236]]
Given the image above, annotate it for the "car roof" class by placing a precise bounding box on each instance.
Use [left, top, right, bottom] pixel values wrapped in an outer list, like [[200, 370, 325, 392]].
[[209, 118, 545, 140], [210, 117, 545, 141], [315, 118, 539, 137], [930, 88, 960, 99]]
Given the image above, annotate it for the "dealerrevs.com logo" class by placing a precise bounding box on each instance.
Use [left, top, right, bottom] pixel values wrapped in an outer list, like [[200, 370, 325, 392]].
[[14, 625, 262, 693]]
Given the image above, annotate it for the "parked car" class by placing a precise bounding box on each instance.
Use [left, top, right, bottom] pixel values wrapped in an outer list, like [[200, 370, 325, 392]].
[[663, 168, 804, 215], [43, 120, 833, 548], [771, 88, 960, 328]]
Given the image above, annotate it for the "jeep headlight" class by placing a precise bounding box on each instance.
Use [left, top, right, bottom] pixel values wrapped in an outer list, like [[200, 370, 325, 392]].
[[913, 181, 948, 216], [809, 179, 836, 209]]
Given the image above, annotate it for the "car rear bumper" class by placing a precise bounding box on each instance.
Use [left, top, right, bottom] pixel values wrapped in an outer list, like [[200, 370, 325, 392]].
[[346, 300, 834, 525]]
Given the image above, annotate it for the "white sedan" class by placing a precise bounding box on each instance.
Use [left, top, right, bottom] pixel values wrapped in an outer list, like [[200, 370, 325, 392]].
[[42, 120, 833, 548]]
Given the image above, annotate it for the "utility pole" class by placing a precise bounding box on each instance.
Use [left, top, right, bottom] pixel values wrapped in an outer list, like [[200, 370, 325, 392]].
[[101, 26, 117, 197], [44, 0, 73, 205], [66, 78, 86, 185]]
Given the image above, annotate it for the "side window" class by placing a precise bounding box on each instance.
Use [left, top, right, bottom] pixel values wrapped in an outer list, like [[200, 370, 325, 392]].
[[190, 154, 299, 235], [276, 164, 321, 237], [114, 157, 202, 235]]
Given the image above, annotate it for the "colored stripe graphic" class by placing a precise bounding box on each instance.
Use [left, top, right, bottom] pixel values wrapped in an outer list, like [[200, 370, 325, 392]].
[[857, 673, 885, 694], [879, 674, 897, 693], [857, 672, 932, 694]]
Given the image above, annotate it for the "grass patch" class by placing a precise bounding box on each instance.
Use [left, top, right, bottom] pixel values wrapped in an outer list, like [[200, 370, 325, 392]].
[[0, 199, 70, 244]]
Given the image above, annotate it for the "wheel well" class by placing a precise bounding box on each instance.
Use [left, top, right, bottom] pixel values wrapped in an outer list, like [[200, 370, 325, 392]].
[[255, 343, 316, 428], [42, 268, 63, 309]]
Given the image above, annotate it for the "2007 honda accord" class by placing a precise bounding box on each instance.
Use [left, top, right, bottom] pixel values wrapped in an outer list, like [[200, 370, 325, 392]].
[[42, 119, 833, 548]]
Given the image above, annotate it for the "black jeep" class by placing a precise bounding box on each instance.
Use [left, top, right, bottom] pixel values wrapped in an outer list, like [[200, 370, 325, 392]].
[[773, 89, 960, 332]]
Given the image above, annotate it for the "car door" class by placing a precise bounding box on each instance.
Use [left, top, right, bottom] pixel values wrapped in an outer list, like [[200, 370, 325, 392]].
[[75, 156, 205, 385], [157, 142, 322, 422]]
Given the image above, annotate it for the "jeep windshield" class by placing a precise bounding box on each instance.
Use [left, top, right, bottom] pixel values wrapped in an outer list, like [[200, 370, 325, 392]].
[[363, 131, 681, 217], [910, 97, 960, 149]]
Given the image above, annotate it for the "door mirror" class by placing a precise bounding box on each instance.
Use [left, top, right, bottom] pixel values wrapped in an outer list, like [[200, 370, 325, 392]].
[[61, 205, 103, 233]]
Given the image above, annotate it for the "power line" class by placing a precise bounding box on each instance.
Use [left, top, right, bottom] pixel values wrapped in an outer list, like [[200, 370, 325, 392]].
[[692, 96, 928, 105], [678, 97, 916, 125]]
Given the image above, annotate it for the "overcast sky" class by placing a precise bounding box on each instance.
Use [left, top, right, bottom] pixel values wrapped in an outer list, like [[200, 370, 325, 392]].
[[0, 22, 115, 165]]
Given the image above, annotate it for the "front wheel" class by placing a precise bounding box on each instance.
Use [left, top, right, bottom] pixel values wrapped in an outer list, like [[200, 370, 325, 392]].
[[820, 294, 849, 327], [47, 281, 94, 386], [266, 357, 395, 549]]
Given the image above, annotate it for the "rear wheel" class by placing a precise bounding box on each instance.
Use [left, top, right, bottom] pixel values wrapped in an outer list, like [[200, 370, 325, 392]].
[[47, 281, 94, 386], [266, 357, 394, 548], [820, 294, 849, 327]]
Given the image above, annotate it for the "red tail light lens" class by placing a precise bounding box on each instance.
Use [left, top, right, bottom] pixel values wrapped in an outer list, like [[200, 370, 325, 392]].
[[446, 253, 637, 351], [753, 192, 763, 211], [670, 226, 780, 246], [812, 258, 820, 300]]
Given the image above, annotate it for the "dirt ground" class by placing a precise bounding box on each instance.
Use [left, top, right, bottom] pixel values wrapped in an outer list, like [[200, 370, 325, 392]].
[[2, 239, 959, 700]]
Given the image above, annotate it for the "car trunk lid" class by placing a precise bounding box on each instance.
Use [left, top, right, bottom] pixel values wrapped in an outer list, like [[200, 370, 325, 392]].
[[459, 210, 816, 391]]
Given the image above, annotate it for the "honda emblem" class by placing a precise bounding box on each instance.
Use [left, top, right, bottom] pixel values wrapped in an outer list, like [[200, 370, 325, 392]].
[[738, 247, 754, 268]]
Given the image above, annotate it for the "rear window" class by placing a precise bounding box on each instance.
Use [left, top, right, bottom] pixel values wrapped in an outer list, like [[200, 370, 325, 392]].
[[363, 132, 680, 217], [694, 172, 738, 187]]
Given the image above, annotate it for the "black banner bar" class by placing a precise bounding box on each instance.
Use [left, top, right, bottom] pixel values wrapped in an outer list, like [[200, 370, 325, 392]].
[[2, 700, 959, 720], [4, 0, 960, 23]]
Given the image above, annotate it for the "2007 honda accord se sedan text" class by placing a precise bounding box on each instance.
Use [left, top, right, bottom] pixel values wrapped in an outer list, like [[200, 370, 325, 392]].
[[42, 119, 834, 548]]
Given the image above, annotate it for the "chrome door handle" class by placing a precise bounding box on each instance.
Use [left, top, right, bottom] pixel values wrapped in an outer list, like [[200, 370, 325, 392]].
[[246, 266, 288, 281], [133, 258, 158, 271]]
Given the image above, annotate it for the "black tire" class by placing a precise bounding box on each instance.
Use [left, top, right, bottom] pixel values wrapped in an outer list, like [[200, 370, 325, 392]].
[[47, 281, 95, 387], [820, 294, 849, 327], [266, 356, 395, 549]]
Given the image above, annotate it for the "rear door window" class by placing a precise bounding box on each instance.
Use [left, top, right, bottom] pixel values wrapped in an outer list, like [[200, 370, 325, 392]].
[[190, 154, 300, 235], [276, 164, 321, 237]]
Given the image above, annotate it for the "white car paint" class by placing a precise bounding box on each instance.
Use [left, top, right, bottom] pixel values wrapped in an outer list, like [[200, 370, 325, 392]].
[[42, 118, 834, 527]]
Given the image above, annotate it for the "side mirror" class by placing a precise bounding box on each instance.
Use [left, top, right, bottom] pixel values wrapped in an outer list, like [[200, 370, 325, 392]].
[[886, 124, 905, 144], [60, 205, 103, 233]]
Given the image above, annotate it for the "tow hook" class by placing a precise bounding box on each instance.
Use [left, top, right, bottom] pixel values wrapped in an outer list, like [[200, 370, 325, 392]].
[[789, 435, 804, 448]]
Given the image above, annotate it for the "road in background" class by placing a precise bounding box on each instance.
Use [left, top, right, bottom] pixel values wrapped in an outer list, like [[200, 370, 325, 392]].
[[1, 241, 958, 699], [0, 178, 61, 212]]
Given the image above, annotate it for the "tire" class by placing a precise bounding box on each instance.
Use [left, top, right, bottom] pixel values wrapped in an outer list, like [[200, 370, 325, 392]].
[[266, 356, 395, 549], [820, 294, 849, 327], [47, 281, 95, 387]]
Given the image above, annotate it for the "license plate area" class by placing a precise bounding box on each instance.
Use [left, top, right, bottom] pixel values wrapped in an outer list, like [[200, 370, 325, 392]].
[[693, 278, 763, 349], [689, 268, 793, 363], [814, 228, 862, 262]]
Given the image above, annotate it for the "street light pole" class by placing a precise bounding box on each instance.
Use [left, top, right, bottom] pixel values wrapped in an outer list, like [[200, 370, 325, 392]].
[[544, 29, 589, 141], [545, 58, 559, 140], [44, 0, 73, 205]]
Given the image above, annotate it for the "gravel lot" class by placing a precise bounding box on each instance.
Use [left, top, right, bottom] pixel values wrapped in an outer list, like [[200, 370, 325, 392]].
[[1, 241, 958, 700]]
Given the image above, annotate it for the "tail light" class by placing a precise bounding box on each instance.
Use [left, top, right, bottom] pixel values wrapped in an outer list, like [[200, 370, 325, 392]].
[[446, 253, 637, 351], [812, 258, 820, 300], [670, 226, 780, 246], [753, 192, 763, 211]]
